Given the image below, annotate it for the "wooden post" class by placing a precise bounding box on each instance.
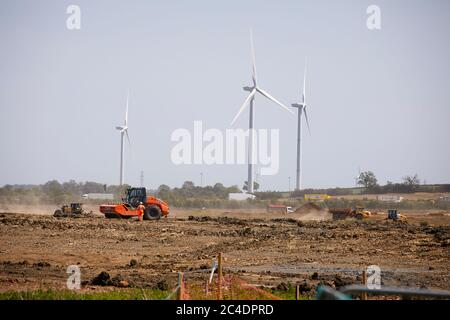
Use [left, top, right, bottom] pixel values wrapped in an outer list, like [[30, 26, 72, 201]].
[[218, 253, 223, 300], [296, 285, 300, 300], [230, 276, 234, 300], [177, 272, 184, 300], [361, 270, 367, 300]]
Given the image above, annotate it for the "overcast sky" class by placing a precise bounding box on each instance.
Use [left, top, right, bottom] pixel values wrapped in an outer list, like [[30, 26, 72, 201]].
[[0, 0, 449, 191]]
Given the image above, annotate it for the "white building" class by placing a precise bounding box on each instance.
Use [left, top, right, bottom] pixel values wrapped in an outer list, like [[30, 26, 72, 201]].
[[228, 193, 256, 201], [82, 193, 114, 200], [377, 195, 404, 203]]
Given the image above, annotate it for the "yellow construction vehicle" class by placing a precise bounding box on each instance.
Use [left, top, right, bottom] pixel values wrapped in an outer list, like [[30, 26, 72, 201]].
[[54, 203, 93, 218]]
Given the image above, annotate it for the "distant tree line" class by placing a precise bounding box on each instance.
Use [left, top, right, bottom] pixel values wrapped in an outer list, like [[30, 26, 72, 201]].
[[156, 181, 241, 207], [0, 175, 449, 208], [290, 172, 450, 198], [0, 180, 126, 205]]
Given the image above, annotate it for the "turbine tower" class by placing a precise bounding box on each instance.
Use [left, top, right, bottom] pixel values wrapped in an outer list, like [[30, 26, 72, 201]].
[[115, 92, 131, 186], [231, 30, 292, 193], [291, 60, 310, 191]]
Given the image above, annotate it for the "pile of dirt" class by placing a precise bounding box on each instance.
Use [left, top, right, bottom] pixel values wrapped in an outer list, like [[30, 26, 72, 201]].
[[91, 271, 130, 287], [295, 202, 322, 214], [188, 216, 248, 226], [293, 202, 331, 221]]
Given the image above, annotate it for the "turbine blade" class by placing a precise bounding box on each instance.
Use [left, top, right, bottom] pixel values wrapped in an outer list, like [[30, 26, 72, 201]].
[[304, 108, 311, 135], [231, 89, 256, 125], [257, 88, 293, 114], [125, 129, 131, 145], [125, 90, 129, 126], [303, 58, 307, 105], [250, 29, 257, 86]]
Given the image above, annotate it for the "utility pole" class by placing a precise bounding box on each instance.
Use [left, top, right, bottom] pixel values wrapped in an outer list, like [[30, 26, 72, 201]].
[[288, 176, 291, 192], [200, 172, 203, 187], [140, 170, 144, 188]]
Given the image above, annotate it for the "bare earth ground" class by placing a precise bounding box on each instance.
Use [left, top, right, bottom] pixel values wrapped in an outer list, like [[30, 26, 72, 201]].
[[0, 206, 449, 298]]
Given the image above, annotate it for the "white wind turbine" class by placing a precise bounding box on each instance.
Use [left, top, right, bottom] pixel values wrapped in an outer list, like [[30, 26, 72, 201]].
[[115, 91, 131, 186], [291, 59, 311, 191], [231, 30, 293, 193]]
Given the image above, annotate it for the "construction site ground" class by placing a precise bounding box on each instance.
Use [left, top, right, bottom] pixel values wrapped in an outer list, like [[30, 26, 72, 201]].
[[0, 205, 449, 299]]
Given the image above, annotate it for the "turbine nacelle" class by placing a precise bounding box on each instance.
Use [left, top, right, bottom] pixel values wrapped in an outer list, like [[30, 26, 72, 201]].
[[291, 103, 305, 109], [243, 86, 254, 92], [116, 126, 128, 132]]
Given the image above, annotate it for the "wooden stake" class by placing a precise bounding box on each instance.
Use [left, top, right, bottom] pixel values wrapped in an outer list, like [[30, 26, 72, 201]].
[[361, 270, 367, 300], [177, 272, 184, 300], [205, 279, 209, 296], [218, 253, 223, 300]]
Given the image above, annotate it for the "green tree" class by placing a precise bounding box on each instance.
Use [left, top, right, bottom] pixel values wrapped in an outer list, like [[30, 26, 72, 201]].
[[182, 181, 195, 190], [157, 184, 173, 202], [243, 181, 260, 192], [42, 180, 65, 204], [403, 174, 420, 192], [357, 171, 378, 189]]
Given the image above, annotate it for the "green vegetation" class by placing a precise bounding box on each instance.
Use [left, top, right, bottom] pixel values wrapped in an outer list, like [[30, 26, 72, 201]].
[[243, 180, 260, 191], [357, 171, 378, 189], [157, 181, 241, 206], [0, 180, 127, 205], [0, 287, 307, 300], [0, 288, 169, 300], [268, 286, 310, 300], [0, 177, 449, 210], [420, 220, 429, 227]]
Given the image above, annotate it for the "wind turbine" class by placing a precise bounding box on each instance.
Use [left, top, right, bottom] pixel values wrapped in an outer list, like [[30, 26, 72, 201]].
[[115, 91, 131, 186], [291, 59, 310, 191], [231, 30, 292, 193]]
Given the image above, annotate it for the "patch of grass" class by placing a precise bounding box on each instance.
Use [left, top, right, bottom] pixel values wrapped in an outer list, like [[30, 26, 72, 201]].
[[0, 288, 169, 300], [419, 220, 429, 227], [268, 286, 310, 300]]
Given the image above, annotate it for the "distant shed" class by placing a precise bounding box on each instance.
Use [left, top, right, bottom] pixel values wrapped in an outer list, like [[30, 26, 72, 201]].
[[228, 193, 256, 201], [82, 193, 114, 200], [377, 195, 404, 202]]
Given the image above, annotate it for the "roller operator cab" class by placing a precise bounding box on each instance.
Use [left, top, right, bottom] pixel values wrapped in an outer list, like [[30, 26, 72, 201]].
[[100, 187, 170, 220]]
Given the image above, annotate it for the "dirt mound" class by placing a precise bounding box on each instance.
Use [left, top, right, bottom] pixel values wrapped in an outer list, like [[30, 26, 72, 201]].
[[295, 202, 322, 214], [91, 271, 131, 287], [188, 215, 248, 226], [294, 202, 331, 221]]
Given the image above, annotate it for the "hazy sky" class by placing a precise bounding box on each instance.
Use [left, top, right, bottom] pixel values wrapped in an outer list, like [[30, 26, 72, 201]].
[[0, 0, 449, 190]]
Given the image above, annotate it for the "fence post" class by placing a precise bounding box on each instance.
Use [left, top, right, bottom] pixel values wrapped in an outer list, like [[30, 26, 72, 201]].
[[361, 270, 367, 300], [177, 272, 184, 300], [296, 285, 300, 300], [218, 253, 223, 300]]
